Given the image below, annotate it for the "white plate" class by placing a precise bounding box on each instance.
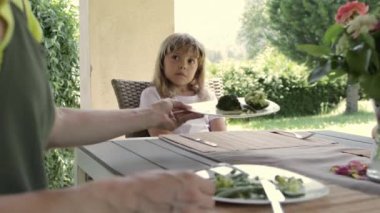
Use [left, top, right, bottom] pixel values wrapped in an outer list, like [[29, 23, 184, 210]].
[[188, 98, 280, 118], [196, 164, 329, 204]]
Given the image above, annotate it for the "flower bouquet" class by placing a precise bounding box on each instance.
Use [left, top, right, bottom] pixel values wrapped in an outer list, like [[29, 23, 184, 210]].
[[298, 1, 380, 99], [298, 1, 380, 183]]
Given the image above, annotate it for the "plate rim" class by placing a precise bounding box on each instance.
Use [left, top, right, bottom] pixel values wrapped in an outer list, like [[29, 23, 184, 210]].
[[188, 98, 280, 118]]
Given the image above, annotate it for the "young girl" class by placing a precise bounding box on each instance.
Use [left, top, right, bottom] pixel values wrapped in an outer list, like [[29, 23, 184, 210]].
[[140, 33, 226, 136]]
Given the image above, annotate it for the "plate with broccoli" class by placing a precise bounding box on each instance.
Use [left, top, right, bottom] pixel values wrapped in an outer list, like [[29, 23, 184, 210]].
[[189, 91, 280, 118], [196, 164, 329, 204]]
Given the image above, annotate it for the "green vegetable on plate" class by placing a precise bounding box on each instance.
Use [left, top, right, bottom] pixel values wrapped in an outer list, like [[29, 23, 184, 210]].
[[213, 169, 305, 199], [216, 95, 242, 111], [244, 91, 269, 110]]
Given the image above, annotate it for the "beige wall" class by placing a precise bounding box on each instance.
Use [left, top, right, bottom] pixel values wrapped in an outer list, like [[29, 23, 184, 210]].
[[80, 0, 174, 109]]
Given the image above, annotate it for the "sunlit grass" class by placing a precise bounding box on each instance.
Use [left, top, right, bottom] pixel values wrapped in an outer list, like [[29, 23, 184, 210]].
[[227, 100, 376, 137]]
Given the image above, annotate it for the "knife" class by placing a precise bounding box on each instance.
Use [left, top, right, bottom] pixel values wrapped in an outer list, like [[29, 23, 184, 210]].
[[179, 134, 218, 147], [260, 179, 285, 213]]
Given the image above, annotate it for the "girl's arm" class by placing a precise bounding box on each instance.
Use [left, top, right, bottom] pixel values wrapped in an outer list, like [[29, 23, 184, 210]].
[[209, 117, 227, 131], [204, 89, 226, 132]]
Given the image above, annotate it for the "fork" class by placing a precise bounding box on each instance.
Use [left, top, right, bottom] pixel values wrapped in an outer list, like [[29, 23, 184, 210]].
[[271, 130, 315, 139]]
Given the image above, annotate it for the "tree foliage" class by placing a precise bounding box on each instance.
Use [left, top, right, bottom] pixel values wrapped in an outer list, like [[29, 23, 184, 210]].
[[266, 0, 338, 63], [240, 0, 379, 62], [265, 0, 378, 64], [239, 0, 273, 59]]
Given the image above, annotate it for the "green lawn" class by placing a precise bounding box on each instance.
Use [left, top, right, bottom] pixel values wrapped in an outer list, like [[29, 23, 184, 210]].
[[227, 100, 376, 137]]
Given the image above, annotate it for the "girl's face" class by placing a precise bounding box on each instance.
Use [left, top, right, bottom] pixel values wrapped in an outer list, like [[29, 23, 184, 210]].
[[163, 47, 199, 91]]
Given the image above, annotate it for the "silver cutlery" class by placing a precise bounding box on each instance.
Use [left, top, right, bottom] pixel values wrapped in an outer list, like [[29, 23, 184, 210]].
[[260, 179, 285, 213], [179, 134, 218, 147], [206, 163, 285, 213], [271, 130, 315, 140]]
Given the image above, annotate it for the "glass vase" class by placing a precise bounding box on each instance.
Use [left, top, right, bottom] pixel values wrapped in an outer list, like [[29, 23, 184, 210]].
[[367, 99, 380, 182]]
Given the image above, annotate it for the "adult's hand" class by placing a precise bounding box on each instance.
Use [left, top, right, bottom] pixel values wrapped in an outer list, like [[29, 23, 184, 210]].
[[150, 99, 202, 130], [81, 170, 215, 213], [0, 170, 214, 213]]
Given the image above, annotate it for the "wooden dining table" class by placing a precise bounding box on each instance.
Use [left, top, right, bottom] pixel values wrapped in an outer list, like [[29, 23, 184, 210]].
[[75, 130, 380, 212]]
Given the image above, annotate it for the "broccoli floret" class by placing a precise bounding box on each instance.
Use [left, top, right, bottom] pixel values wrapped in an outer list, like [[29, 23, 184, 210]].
[[244, 91, 269, 110], [216, 95, 242, 111]]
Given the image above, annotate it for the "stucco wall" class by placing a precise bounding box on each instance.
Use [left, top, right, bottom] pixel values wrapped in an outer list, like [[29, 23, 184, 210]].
[[80, 0, 174, 109]]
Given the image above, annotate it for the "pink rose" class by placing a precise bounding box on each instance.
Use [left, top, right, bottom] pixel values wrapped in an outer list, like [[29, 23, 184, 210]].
[[335, 1, 369, 24]]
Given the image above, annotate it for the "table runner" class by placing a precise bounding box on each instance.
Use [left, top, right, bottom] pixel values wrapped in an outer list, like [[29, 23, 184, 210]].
[[159, 131, 380, 195], [160, 131, 335, 153], [208, 145, 380, 195], [341, 148, 371, 158]]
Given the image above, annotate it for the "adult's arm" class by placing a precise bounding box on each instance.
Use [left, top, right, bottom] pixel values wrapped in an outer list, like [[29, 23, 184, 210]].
[[0, 170, 215, 213], [48, 99, 199, 148]]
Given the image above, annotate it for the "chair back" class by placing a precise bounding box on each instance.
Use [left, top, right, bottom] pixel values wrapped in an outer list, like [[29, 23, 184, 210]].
[[111, 79, 151, 137], [111, 78, 225, 137], [111, 79, 151, 109], [207, 77, 224, 99]]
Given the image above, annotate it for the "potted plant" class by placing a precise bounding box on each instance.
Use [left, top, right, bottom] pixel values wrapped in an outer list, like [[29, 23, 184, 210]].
[[297, 1, 380, 182]]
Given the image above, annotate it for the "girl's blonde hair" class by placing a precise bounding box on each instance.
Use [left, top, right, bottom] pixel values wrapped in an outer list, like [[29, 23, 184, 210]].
[[153, 33, 210, 100]]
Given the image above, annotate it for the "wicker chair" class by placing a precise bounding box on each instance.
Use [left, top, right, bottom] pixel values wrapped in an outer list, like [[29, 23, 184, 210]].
[[111, 78, 224, 137], [111, 79, 151, 137], [207, 77, 224, 99]]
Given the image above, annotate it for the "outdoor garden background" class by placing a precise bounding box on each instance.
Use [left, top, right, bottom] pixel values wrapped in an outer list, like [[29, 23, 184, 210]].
[[33, 0, 377, 188]]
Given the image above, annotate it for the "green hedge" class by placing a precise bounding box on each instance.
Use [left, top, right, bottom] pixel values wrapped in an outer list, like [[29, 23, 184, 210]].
[[44, 148, 74, 188], [31, 0, 79, 189], [31, 0, 80, 107]]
